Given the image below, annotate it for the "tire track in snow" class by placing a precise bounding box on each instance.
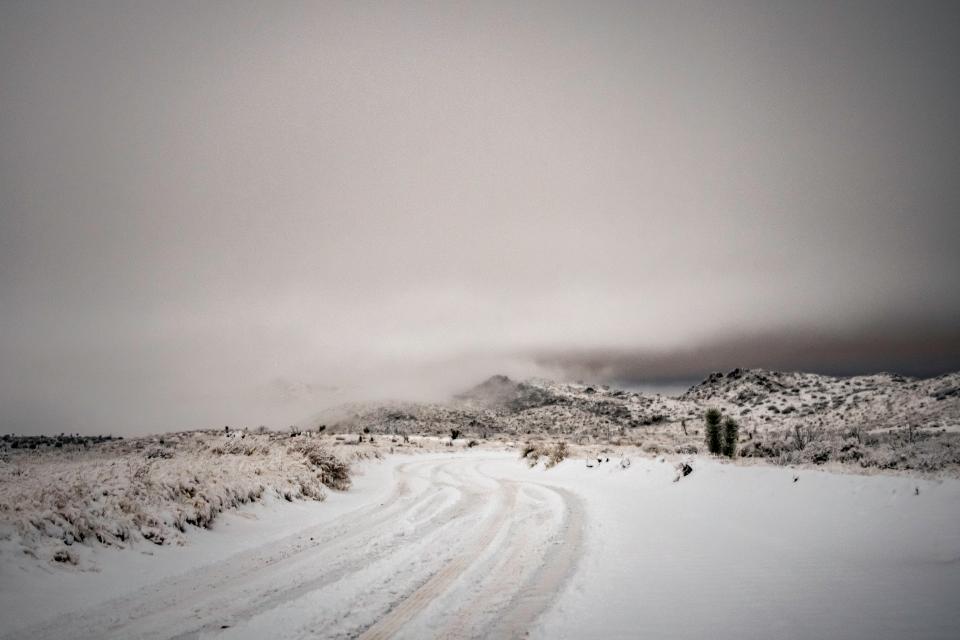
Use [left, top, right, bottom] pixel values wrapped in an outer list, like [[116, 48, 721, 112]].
[[5, 455, 585, 640], [356, 477, 518, 640], [431, 482, 572, 639], [490, 484, 585, 637], [9, 459, 469, 640], [356, 460, 584, 640]]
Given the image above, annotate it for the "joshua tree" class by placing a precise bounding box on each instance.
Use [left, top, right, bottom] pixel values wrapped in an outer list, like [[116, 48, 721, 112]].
[[705, 408, 722, 455], [722, 417, 739, 458]]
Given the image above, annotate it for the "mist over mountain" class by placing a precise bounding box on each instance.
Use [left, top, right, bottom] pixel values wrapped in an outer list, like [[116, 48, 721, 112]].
[[2, 1, 959, 435]]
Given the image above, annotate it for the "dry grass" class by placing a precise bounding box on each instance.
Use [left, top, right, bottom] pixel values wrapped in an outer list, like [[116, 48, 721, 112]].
[[520, 441, 568, 468], [0, 431, 358, 561]]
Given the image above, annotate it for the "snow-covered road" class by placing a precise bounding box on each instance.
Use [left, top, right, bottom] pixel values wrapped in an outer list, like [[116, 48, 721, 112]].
[[3, 451, 960, 639], [3, 455, 584, 639]]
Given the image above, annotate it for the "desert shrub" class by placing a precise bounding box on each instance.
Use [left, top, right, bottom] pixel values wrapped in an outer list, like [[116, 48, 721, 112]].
[[450, 428, 462, 440], [675, 443, 698, 455], [836, 439, 865, 462], [844, 426, 863, 444], [291, 441, 351, 490], [145, 447, 174, 460], [212, 439, 267, 456], [546, 442, 568, 468], [467, 440, 479, 448], [860, 446, 903, 470], [802, 440, 832, 464], [705, 409, 722, 455], [742, 436, 790, 459], [521, 442, 568, 468], [774, 450, 800, 466]]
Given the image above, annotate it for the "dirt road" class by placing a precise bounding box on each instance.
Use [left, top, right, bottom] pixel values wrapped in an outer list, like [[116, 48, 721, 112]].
[[8, 457, 583, 639]]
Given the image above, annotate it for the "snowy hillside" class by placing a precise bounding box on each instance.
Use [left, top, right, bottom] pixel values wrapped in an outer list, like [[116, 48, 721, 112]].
[[311, 369, 960, 473]]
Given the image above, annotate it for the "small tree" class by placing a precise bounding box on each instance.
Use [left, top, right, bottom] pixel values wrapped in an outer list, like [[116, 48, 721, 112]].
[[792, 424, 808, 451], [705, 408, 722, 455], [722, 417, 739, 458]]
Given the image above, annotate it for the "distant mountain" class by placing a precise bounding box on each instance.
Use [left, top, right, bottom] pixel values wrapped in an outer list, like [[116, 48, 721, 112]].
[[453, 375, 566, 412], [310, 369, 960, 439], [300, 368, 960, 471]]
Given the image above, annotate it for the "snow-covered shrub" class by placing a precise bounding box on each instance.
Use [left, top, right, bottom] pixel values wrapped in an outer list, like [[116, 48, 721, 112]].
[[210, 438, 268, 456], [520, 441, 567, 468], [546, 442, 568, 468], [0, 431, 354, 562], [290, 438, 351, 490], [642, 442, 665, 455], [738, 437, 788, 459], [801, 440, 832, 464], [836, 439, 866, 462]]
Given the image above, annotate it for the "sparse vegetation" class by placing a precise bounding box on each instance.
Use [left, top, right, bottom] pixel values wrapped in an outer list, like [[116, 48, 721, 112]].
[[520, 441, 568, 468], [0, 430, 357, 561]]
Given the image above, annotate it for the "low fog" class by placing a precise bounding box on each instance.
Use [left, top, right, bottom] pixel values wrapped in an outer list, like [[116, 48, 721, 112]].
[[2, 1, 959, 435]]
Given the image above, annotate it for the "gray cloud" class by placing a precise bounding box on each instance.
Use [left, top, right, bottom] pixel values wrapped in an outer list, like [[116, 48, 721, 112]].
[[1, 1, 959, 434], [534, 323, 960, 387]]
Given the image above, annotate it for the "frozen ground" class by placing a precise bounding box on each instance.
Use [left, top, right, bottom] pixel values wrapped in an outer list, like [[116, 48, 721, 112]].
[[2, 450, 959, 639]]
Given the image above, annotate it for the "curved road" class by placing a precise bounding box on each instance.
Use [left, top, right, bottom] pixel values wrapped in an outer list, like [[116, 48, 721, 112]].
[[10, 456, 584, 640]]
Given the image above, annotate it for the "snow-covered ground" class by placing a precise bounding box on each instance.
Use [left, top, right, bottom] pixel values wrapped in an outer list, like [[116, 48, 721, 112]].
[[2, 450, 959, 639]]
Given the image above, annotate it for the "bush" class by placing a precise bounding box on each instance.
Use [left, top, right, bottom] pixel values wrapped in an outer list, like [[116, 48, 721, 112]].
[[290, 441, 351, 490], [836, 439, 865, 462], [705, 409, 722, 455], [642, 442, 665, 455], [520, 442, 567, 468], [803, 440, 832, 464], [546, 442, 568, 468]]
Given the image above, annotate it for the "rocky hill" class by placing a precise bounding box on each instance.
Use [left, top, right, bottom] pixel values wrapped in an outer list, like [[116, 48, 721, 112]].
[[309, 370, 960, 473]]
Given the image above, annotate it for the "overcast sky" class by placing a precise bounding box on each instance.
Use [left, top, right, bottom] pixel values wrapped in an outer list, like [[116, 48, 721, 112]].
[[2, 1, 959, 435]]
